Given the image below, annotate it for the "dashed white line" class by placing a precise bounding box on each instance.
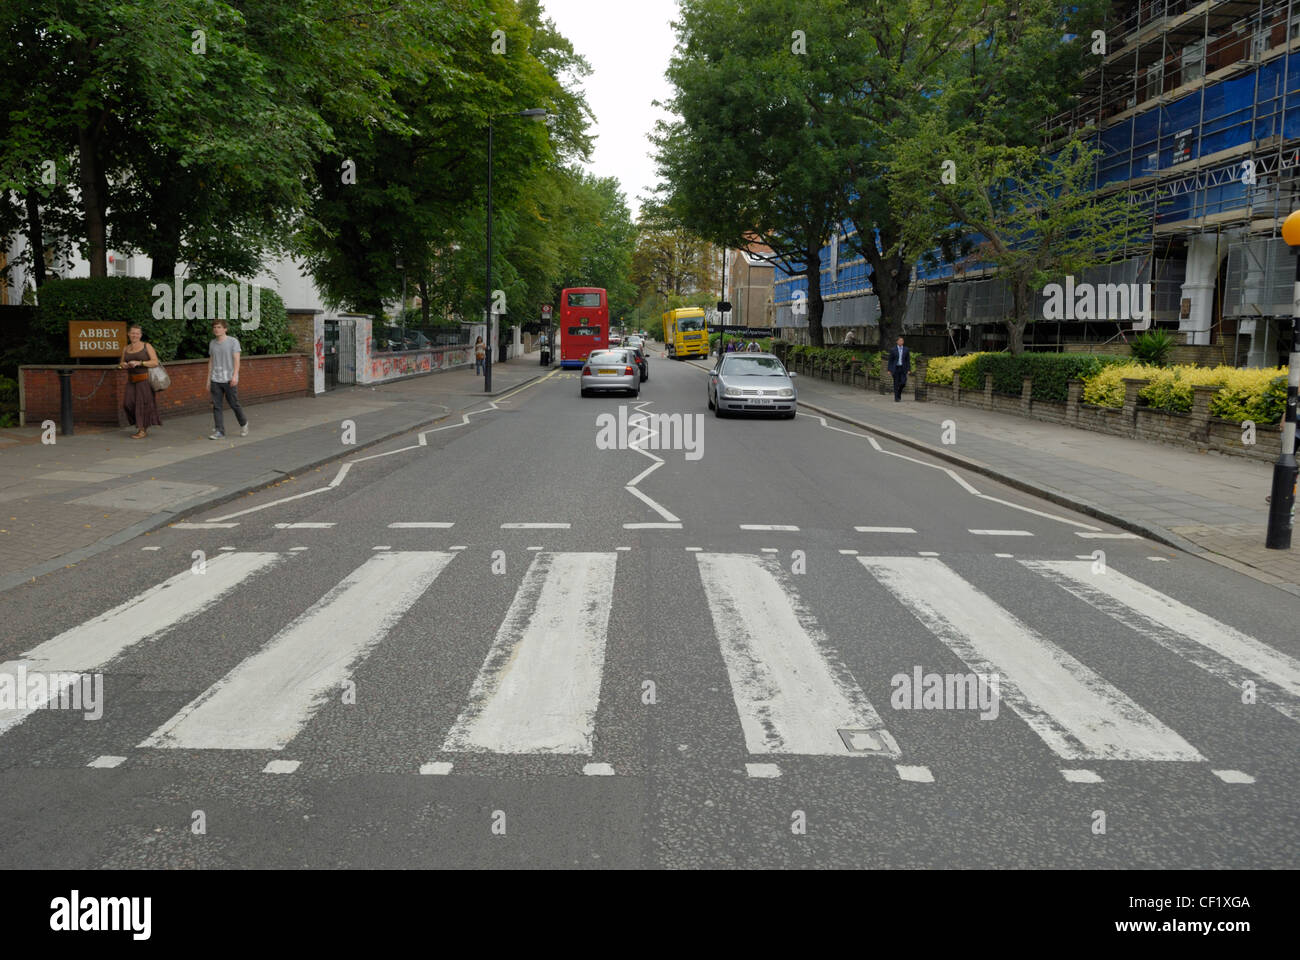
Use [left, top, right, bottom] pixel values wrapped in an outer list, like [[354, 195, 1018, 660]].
[[995, 553, 1015, 558], [172, 522, 239, 529], [1061, 769, 1104, 783], [739, 524, 799, 531], [419, 761, 454, 775], [372, 545, 390, 551], [388, 522, 455, 529], [616, 546, 632, 551], [760, 547, 778, 553], [1213, 769, 1256, 784], [87, 756, 126, 769], [918, 551, 940, 557], [142, 546, 161, 551], [969, 529, 1033, 536], [838, 549, 859, 555], [685, 547, 702, 552], [855, 526, 916, 534], [501, 522, 571, 530], [274, 522, 335, 529], [623, 522, 683, 529], [896, 765, 934, 783], [1075, 532, 1140, 539], [263, 759, 300, 774], [745, 763, 782, 779], [583, 762, 616, 776]]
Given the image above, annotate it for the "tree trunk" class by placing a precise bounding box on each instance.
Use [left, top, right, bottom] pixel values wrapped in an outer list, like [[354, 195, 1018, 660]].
[[23, 189, 46, 289], [1007, 280, 1028, 355], [419, 276, 431, 325], [805, 245, 825, 347], [861, 242, 910, 350], [78, 121, 108, 277]]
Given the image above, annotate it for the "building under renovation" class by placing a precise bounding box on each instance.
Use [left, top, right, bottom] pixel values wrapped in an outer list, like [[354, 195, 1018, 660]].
[[774, 0, 1300, 367]]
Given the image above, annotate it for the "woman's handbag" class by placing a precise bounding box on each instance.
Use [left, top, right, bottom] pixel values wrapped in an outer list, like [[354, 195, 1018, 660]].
[[148, 364, 171, 391]]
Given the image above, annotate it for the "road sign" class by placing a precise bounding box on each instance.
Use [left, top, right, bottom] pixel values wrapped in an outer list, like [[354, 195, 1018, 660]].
[[541, 304, 552, 317], [717, 301, 732, 313], [68, 322, 126, 358]]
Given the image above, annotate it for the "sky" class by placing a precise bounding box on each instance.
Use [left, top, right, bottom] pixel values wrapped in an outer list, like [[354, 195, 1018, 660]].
[[539, 0, 680, 220]]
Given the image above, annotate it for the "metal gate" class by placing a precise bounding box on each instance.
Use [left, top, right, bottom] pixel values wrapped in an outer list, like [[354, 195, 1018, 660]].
[[323, 319, 340, 389]]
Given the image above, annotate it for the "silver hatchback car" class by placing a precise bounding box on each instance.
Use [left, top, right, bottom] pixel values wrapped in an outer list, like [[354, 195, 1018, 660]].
[[581, 349, 641, 398], [707, 352, 797, 418]]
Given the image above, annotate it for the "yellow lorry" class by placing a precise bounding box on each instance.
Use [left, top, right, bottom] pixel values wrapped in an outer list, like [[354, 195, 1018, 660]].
[[662, 308, 709, 360]]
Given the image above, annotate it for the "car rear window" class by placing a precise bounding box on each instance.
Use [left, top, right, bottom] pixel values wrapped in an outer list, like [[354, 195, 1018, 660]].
[[588, 352, 626, 364]]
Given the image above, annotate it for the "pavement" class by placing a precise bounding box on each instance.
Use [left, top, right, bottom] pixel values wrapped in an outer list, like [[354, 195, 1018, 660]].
[[689, 356, 1300, 596], [0, 355, 548, 592]]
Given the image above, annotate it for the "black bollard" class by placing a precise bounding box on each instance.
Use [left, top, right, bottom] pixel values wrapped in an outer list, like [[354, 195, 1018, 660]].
[[58, 369, 74, 437]]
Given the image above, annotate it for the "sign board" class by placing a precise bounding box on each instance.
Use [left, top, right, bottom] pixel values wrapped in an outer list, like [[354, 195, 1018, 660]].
[[541, 304, 552, 317], [717, 301, 732, 313], [68, 321, 126, 358]]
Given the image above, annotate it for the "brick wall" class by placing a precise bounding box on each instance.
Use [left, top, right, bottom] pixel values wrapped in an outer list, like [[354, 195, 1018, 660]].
[[21, 353, 310, 426]]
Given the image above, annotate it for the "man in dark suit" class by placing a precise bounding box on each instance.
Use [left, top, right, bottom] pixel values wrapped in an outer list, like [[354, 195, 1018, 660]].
[[887, 335, 911, 401]]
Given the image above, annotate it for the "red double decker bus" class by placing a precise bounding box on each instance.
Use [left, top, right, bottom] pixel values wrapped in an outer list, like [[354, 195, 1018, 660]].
[[558, 287, 608, 368]]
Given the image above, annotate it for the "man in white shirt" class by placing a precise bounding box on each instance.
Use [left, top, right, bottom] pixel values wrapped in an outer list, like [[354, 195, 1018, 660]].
[[208, 319, 249, 439]]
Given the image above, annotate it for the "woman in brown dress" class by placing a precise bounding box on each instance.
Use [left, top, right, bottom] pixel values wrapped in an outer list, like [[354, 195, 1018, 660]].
[[119, 324, 161, 439]]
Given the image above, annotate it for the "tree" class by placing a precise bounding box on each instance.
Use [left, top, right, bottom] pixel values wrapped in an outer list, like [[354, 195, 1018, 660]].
[[654, 0, 862, 346], [889, 129, 1148, 353], [629, 226, 717, 317]]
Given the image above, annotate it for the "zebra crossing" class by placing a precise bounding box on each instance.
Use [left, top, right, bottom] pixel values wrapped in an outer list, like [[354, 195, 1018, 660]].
[[1, 547, 1294, 782]]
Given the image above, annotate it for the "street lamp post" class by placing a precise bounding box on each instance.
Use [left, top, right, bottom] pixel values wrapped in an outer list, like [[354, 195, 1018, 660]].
[[1267, 210, 1300, 548], [484, 108, 548, 392]]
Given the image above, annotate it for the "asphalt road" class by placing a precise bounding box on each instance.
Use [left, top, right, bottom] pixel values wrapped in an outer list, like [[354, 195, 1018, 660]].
[[1, 349, 1296, 868]]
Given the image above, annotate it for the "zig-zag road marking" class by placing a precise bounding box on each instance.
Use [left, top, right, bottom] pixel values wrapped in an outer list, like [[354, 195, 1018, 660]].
[[208, 374, 553, 522], [622, 399, 682, 528]]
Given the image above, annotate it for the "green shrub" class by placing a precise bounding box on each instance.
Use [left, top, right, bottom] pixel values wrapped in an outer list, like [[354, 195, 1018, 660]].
[[174, 282, 292, 359], [1131, 329, 1176, 366], [37, 277, 184, 360], [971, 352, 1129, 403], [0, 373, 16, 428]]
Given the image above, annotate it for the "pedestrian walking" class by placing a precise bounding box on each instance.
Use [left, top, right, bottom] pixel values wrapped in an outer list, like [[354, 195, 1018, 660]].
[[747, 340, 760, 352], [119, 323, 161, 440], [887, 335, 911, 402], [475, 335, 486, 374], [208, 319, 248, 439]]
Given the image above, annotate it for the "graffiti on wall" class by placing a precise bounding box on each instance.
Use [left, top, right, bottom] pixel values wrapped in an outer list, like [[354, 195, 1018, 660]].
[[364, 347, 472, 383]]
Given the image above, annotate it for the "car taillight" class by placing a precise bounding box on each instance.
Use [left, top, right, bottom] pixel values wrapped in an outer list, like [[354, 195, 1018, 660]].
[[625, 366, 634, 375], [582, 366, 590, 375]]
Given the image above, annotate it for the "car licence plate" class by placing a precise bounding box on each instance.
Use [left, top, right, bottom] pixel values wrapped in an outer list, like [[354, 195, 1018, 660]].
[[751, 397, 773, 404], [597, 368, 617, 375]]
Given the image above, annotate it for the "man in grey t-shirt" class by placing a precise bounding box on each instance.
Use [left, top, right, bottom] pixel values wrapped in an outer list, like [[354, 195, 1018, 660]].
[[208, 319, 249, 439]]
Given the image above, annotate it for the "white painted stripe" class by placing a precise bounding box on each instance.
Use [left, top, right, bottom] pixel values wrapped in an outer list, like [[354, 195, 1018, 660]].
[[263, 759, 300, 774], [855, 526, 916, 534], [1061, 769, 1103, 783], [1023, 560, 1300, 722], [615, 546, 632, 551], [172, 522, 239, 529], [527, 546, 543, 551], [858, 556, 1203, 762], [351, 444, 421, 463], [142, 546, 161, 551], [388, 522, 455, 529], [838, 549, 859, 555], [142, 551, 455, 750], [419, 761, 453, 775], [696, 553, 899, 758], [212, 485, 331, 521], [441, 552, 618, 755], [739, 524, 799, 531], [623, 522, 683, 529], [219, 547, 236, 552], [918, 551, 940, 557], [1213, 769, 1255, 784], [896, 764, 934, 783], [583, 762, 616, 776], [974, 493, 1100, 531], [274, 522, 335, 529], [290, 546, 309, 552], [685, 547, 702, 552], [1148, 557, 1168, 562], [87, 756, 126, 769], [746, 763, 781, 779], [450, 545, 467, 551], [627, 461, 662, 487], [328, 462, 352, 487], [995, 553, 1014, 558], [968, 529, 1034, 536], [624, 485, 680, 522], [0, 552, 284, 738], [1075, 532, 1140, 539], [372, 545, 390, 551], [500, 522, 570, 529], [760, 547, 778, 553]]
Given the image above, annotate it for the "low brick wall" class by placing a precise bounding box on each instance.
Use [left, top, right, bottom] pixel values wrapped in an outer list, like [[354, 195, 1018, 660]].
[[20, 353, 311, 426]]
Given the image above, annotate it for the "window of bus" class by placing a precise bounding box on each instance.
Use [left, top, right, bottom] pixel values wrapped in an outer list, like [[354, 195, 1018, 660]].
[[567, 292, 602, 307]]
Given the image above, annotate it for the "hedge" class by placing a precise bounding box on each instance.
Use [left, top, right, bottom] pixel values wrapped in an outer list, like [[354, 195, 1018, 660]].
[[972, 353, 1130, 404], [34, 276, 293, 363], [1082, 362, 1288, 423]]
